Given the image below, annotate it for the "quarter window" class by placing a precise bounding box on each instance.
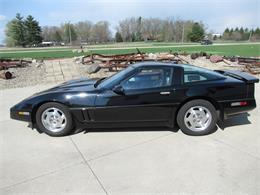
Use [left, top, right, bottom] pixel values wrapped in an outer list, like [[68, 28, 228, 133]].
[[122, 67, 173, 90], [183, 66, 224, 83]]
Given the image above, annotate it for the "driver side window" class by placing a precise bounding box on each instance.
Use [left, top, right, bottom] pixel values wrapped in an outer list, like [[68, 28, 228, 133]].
[[122, 67, 173, 90]]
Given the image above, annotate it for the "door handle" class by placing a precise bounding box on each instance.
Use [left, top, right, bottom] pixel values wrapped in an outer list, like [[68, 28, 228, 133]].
[[160, 91, 171, 95]]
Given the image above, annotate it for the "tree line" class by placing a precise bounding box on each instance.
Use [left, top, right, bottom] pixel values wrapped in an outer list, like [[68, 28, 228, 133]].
[[42, 17, 205, 44], [41, 21, 111, 44], [221, 27, 260, 41], [5, 13, 260, 47], [116, 17, 205, 42]]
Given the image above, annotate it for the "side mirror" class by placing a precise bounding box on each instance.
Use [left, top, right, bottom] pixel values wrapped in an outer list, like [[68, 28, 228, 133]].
[[113, 85, 125, 95]]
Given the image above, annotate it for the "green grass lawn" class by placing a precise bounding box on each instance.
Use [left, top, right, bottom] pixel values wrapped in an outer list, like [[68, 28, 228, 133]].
[[0, 43, 259, 59], [92, 44, 260, 56]]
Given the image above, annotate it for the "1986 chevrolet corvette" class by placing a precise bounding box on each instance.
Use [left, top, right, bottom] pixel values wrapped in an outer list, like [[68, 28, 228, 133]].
[[10, 62, 259, 136]]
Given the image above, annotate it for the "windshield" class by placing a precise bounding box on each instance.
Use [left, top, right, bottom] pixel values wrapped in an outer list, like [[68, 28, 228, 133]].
[[98, 65, 135, 89]]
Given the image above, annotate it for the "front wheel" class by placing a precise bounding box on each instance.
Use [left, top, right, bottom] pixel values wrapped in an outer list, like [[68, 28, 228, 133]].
[[177, 100, 217, 136], [36, 102, 74, 136]]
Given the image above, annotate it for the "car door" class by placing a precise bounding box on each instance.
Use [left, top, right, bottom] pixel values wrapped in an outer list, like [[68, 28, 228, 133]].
[[92, 66, 179, 123]]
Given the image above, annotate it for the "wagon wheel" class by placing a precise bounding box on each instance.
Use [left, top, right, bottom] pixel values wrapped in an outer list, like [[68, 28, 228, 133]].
[[5, 71, 12, 79]]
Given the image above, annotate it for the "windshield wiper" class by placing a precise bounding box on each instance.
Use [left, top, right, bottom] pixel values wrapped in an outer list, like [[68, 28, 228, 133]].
[[94, 77, 106, 88]]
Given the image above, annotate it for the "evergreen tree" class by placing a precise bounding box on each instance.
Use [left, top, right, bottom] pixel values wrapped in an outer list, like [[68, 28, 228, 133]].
[[240, 27, 249, 40], [222, 28, 231, 40], [188, 22, 205, 42], [254, 28, 260, 35], [24, 15, 43, 46], [224, 28, 230, 33], [135, 16, 143, 41], [131, 33, 136, 42], [252, 28, 260, 40], [115, 32, 123, 42], [5, 13, 26, 47], [239, 27, 244, 34]]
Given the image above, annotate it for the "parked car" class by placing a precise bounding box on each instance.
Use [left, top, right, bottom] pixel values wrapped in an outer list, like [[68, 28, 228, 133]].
[[201, 40, 213, 45], [10, 62, 259, 136]]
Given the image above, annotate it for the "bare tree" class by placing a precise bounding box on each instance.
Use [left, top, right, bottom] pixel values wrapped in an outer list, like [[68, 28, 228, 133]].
[[161, 19, 174, 41], [91, 21, 111, 43], [60, 23, 78, 44], [74, 21, 93, 43], [42, 26, 62, 42], [172, 20, 183, 42], [141, 18, 163, 41], [118, 17, 140, 42]]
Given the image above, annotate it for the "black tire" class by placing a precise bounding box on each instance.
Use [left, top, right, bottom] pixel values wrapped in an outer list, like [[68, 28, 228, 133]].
[[177, 99, 217, 136], [35, 102, 74, 136]]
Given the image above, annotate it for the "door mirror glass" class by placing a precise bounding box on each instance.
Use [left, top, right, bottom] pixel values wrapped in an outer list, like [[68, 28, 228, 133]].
[[113, 85, 125, 95]]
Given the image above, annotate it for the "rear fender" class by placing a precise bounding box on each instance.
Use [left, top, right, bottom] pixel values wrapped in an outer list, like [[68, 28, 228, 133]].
[[175, 97, 223, 122]]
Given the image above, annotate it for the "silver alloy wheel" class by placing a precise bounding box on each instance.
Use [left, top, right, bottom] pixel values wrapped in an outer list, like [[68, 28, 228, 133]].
[[184, 106, 212, 132], [41, 107, 67, 132]]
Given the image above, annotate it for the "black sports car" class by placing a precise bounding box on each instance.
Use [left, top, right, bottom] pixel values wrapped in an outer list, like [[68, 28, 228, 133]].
[[10, 62, 259, 136]]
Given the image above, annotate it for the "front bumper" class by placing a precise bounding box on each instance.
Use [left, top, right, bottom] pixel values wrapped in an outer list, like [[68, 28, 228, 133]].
[[10, 107, 31, 122]]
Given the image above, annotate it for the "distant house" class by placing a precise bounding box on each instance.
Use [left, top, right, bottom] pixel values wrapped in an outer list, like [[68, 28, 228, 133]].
[[212, 33, 221, 38]]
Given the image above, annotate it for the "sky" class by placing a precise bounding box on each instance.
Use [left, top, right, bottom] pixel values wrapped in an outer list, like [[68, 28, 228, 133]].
[[0, 0, 259, 44]]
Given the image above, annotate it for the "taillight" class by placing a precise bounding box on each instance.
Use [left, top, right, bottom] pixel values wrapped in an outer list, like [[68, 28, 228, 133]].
[[231, 101, 248, 107]]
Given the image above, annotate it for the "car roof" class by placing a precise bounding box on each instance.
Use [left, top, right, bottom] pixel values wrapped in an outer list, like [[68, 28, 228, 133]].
[[131, 62, 225, 78], [131, 61, 193, 68]]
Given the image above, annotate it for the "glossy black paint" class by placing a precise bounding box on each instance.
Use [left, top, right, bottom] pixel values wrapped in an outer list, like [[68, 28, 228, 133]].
[[10, 62, 259, 131]]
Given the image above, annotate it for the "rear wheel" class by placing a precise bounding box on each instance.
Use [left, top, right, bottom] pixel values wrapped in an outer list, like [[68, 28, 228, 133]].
[[36, 102, 73, 136], [177, 99, 217, 136]]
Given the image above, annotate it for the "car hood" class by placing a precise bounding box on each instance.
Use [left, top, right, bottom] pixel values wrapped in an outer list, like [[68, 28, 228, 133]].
[[39, 78, 99, 94], [12, 78, 100, 110]]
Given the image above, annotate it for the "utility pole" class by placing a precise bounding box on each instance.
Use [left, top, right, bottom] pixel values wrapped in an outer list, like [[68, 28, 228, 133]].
[[181, 23, 185, 43], [248, 30, 252, 42], [68, 21, 72, 45], [248, 25, 254, 42]]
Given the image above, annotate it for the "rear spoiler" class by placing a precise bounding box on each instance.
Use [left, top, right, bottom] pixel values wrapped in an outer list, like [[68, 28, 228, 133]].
[[215, 70, 259, 84]]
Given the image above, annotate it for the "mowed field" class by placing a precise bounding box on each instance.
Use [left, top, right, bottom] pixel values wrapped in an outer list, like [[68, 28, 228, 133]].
[[0, 42, 259, 59]]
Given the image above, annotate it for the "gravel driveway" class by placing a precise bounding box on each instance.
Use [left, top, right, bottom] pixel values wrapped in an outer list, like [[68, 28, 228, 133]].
[[0, 58, 88, 90]]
